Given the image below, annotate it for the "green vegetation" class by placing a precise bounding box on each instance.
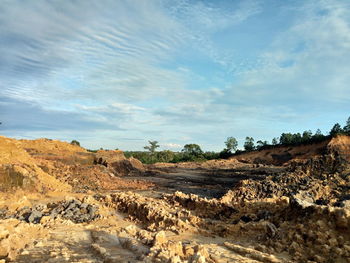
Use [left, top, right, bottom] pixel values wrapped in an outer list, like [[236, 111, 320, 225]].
[[70, 140, 80, 146], [144, 140, 160, 154], [244, 137, 255, 151], [344, 117, 350, 135], [181, 144, 203, 160], [224, 137, 238, 153], [103, 116, 350, 164], [256, 140, 269, 150], [124, 150, 219, 164]]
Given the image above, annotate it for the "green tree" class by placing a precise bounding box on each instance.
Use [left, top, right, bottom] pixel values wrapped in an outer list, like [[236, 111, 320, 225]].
[[330, 123, 343, 137], [279, 133, 294, 145], [302, 130, 313, 142], [256, 140, 268, 150], [70, 140, 80, 146], [144, 140, 160, 154], [156, 150, 175, 163], [224, 137, 238, 153], [271, 137, 279, 145], [203, 151, 220, 160], [312, 129, 324, 141], [244, 137, 255, 151], [292, 133, 302, 144], [182, 144, 203, 157], [315, 129, 322, 136], [343, 117, 350, 135]]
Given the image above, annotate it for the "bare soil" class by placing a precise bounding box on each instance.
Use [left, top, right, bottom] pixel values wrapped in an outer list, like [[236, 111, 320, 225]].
[[0, 136, 349, 262]]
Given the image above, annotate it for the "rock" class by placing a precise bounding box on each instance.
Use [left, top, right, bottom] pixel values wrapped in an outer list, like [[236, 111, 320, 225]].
[[27, 210, 42, 224], [334, 209, 349, 228], [0, 227, 9, 240], [291, 195, 314, 210], [49, 210, 58, 219], [265, 222, 278, 238], [154, 231, 166, 246], [257, 210, 271, 220], [125, 225, 138, 236], [88, 205, 97, 217], [192, 253, 206, 263], [240, 215, 252, 223], [170, 255, 182, 263], [0, 243, 9, 258], [40, 216, 51, 224]]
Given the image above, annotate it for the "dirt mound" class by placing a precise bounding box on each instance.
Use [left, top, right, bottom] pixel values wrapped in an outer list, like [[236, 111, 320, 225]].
[[95, 150, 145, 176], [40, 160, 153, 192], [327, 135, 350, 164], [0, 136, 152, 193], [229, 135, 350, 167], [19, 138, 87, 155], [294, 135, 350, 177], [19, 138, 95, 165], [232, 140, 329, 165], [0, 136, 71, 193]]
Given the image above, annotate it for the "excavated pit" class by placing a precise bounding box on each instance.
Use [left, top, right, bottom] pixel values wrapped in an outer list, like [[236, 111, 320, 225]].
[[0, 135, 349, 262]]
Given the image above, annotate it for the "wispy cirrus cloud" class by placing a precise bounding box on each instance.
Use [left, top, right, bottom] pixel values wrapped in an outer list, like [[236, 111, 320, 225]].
[[0, 0, 349, 150]]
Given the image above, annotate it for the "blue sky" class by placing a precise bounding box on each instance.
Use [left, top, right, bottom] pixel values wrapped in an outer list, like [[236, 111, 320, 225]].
[[0, 0, 349, 151]]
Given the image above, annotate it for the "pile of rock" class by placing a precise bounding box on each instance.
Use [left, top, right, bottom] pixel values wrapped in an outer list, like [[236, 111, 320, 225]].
[[12, 199, 99, 224]]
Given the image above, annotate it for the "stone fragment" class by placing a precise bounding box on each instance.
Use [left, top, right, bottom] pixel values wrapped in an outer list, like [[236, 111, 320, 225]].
[[154, 231, 166, 246]]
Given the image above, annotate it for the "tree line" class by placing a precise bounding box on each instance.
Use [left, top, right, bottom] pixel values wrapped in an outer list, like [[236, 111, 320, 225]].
[[237, 116, 350, 152], [124, 141, 220, 164], [124, 116, 350, 164]]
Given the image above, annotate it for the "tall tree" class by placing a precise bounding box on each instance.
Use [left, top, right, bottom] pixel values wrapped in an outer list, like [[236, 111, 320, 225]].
[[224, 137, 238, 153], [343, 117, 350, 135], [182, 144, 203, 157], [144, 140, 160, 154], [244, 137, 255, 151], [315, 129, 322, 136], [256, 140, 268, 150], [271, 137, 279, 145], [330, 123, 343, 137], [302, 130, 313, 142], [279, 133, 294, 145]]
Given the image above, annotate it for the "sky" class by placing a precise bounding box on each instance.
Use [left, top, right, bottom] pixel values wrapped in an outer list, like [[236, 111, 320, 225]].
[[0, 0, 350, 151]]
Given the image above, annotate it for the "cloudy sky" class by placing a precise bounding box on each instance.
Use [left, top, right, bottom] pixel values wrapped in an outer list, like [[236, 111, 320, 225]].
[[0, 0, 349, 151]]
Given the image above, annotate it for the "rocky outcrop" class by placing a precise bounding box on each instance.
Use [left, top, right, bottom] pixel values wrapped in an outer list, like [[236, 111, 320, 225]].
[[300, 135, 350, 176]]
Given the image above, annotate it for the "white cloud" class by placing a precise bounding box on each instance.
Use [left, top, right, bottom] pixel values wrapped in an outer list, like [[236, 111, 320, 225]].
[[162, 143, 182, 149], [1, 0, 349, 151], [222, 0, 350, 107]]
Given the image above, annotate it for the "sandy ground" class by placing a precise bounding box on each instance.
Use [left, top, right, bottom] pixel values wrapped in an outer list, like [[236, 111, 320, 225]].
[[0, 135, 349, 262]]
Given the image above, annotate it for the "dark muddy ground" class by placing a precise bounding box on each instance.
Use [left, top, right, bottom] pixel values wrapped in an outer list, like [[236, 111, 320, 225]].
[[124, 166, 287, 198]]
